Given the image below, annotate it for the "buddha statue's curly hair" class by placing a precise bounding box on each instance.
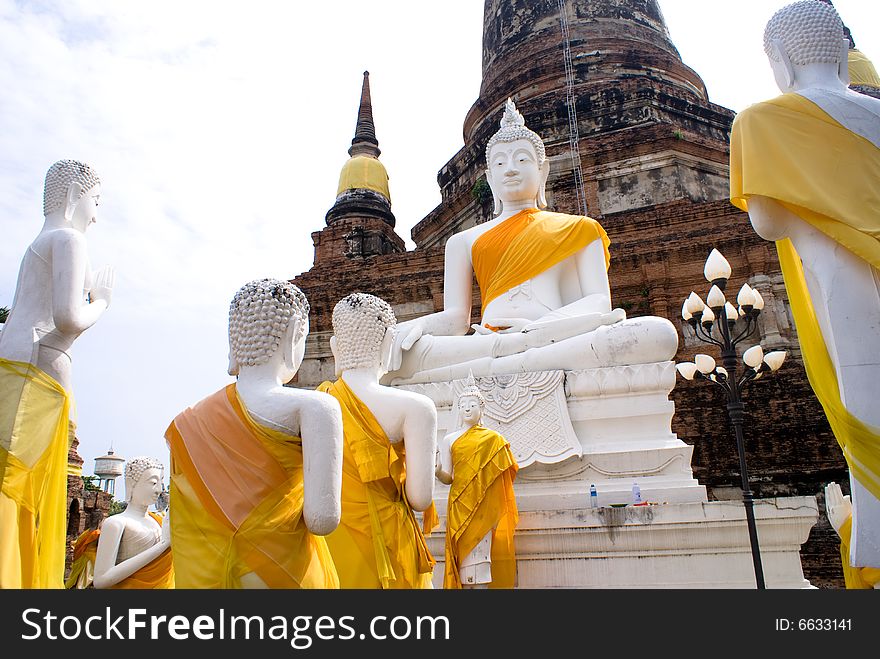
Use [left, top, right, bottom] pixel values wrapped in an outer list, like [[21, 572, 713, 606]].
[[331, 292, 396, 372], [43, 159, 101, 216], [228, 278, 310, 373], [764, 1, 844, 66], [485, 98, 546, 167]]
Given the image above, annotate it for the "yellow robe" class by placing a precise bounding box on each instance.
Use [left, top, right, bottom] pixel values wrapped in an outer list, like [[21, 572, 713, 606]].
[[317, 378, 436, 589], [730, 93, 880, 505], [0, 358, 70, 589], [65, 513, 174, 589], [471, 208, 611, 317], [444, 425, 518, 589], [165, 384, 338, 589], [838, 515, 880, 589]]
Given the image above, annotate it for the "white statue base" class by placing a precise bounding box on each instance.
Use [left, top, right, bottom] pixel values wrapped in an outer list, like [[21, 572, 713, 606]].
[[399, 362, 818, 587]]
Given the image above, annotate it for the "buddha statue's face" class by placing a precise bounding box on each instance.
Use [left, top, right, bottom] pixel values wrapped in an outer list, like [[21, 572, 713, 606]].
[[128, 467, 163, 508], [70, 183, 101, 233], [458, 395, 483, 426], [487, 138, 543, 206]]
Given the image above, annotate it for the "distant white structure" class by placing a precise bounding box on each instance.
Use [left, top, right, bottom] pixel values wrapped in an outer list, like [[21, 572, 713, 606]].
[[94, 448, 125, 495]]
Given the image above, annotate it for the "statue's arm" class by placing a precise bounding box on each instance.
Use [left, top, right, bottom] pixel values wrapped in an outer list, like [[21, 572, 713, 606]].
[[402, 395, 437, 511], [298, 393, 343, 536], [51, 230, 113, 335], [435, 433, 454, 485], [746, 196, 795, 242], [92, 517, 170, 589]]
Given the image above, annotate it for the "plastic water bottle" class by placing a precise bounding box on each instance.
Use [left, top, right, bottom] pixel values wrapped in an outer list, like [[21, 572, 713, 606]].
[[590, 484, 598, 508], [631, 482, 642, 504]]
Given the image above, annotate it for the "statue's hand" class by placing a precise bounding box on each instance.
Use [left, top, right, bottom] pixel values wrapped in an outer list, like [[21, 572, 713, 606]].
[[160, 509, 171, 547], [390, 320, 423, 372], [479, 317, 531, 333], [89, 265, 115, 308], [825, 482, 852, 536]]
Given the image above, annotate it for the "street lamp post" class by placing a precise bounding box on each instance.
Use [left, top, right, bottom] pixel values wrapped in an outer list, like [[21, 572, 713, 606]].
[[676, 249, 787, 590]]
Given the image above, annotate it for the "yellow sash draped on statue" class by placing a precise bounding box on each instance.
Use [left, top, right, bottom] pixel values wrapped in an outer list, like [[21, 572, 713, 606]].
[[165, 384, 338, 589], [849, 49, 880, 90], [317, 378, 436, 589], [730, 93, 880, 502], [444, 425, 518, 589], [0, 358, 70, 589], [838, 515, 880, 589], [65, 514, 174, 589], [471, 209, 611, 316]]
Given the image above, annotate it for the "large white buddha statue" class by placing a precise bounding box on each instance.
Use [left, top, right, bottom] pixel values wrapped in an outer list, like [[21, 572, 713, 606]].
[[0, 159, 114, 589], [92, 457, 174, 589], [387, 99, 677, 386], [730, 0, 880, 567], [436, 373, 518, 589], [165, 278, 343, 588], [317, 293, 438, 588]]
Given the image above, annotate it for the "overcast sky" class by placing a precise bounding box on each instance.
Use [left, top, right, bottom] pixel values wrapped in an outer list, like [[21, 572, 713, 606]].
[[1, 0, 877, 493]]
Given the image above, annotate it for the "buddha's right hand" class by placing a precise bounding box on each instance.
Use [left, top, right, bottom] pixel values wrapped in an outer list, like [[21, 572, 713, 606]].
[[825, 482, 852, 536], [390, 320, 423, 372], [89, 265, 115, 308]]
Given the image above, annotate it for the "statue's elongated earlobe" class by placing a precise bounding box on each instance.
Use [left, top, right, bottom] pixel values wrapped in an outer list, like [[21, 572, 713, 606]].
[[837, 38, 851, 85], [537, 160, 550, 210]]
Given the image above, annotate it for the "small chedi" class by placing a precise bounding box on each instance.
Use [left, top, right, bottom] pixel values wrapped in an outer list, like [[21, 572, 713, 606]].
[[318, 293, 438, 588], [0, 159, 114, 589], [436, 372, 518, 589], [165, 279, 343, 588], [81, 457, 172, 589], [730, 0, 880, 572]]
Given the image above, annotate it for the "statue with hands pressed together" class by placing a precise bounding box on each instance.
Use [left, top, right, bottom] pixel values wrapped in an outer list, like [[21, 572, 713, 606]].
[[387, 99, 677, 386], [1, 159, 114, 589], [165, 279, 342, 588], [730, 0, 880, 568], [92, 457, 174, 589], [436, 372, 518, 589]]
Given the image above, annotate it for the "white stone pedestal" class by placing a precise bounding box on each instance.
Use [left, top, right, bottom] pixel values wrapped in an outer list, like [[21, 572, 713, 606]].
[[425, 496, 819, 588]]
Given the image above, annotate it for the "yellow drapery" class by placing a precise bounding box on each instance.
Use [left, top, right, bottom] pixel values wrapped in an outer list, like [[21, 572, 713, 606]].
[[838, 515, 880, 589], [443, 425, 518, 589], [471, 209, 611, 316], [336, 155, 391, 200], [0, 358, 70, 589], [65, 528, 100, 589], [849, 49, 880, 90], [730, 92, 880, 503], [165, 384, 338, 589], [317, 378, 436, 589]]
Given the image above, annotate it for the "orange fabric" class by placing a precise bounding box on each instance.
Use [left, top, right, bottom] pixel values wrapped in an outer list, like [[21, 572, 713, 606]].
[[110, 513, 174, 590], [444, 425, 518, 589], [471, 209, 611, 315], [165, 385, 338, 588], [838, 515, 880, 589]]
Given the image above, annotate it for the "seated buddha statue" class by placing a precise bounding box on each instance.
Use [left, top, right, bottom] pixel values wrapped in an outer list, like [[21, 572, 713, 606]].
[[730, 0, 880, 568], [386, 99, 677, 385]]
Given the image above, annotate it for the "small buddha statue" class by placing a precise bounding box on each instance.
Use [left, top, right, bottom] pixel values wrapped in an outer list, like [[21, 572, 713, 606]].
[[165, 279, 343, 588], [0, 159, 114, 589], [92, 457, 173, 589], [318, 293, 438, 588], [730, 0, 880, 569], [436, 372, 518, 589], [386, 98, 677, 385]]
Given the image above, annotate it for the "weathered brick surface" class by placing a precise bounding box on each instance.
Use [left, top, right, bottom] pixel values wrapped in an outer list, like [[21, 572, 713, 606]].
[[294, 0, 849, 587]]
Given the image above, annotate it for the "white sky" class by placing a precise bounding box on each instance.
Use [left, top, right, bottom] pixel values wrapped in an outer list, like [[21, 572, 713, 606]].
[[1, 0, 877, 490]]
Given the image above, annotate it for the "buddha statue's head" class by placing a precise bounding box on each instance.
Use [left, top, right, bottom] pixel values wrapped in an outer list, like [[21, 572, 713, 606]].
[[485, 98, 550, 216], [330, 292, 397, 376], [124, 456, 164, 505], [764, 1, 849, 92], [456, 371, 485, 427], [227, 278, 310, 379], [43, 159, 102, 231]]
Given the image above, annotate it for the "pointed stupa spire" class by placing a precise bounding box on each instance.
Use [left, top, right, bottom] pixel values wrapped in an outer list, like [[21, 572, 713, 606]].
[[349, 71, 380, 158]]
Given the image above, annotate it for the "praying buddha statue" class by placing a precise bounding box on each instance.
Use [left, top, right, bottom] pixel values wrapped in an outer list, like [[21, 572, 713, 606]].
[[386, 98, 677, 386], [730, 0, 880, 569], [318, 293, 438, 588], [165, 279, 343, 588], [91, 457, 173, 589], [436, 372, 518, 589], [0, 159, 114, 589]]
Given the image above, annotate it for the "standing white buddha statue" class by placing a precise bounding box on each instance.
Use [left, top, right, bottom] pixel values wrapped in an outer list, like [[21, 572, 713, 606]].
[[165, 278, 343, 588], [0, 159, 114, 589], [318, 293, 438, 588], [436, 373, 518, 589], [386, 98, 677, 385], [730, 0, 880, 568], [93, 457, 173, 589]]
